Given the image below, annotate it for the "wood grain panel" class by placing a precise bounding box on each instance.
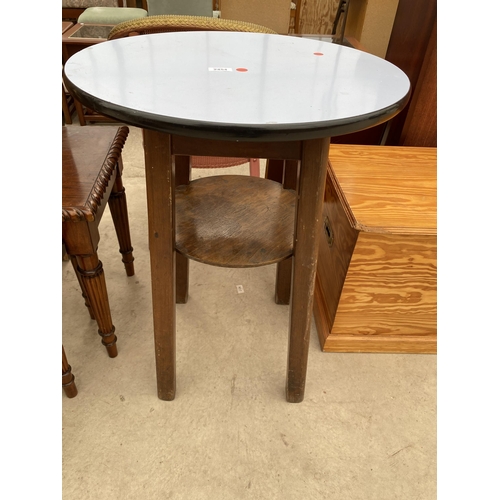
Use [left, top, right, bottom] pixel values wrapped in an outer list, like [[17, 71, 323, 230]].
[[314, 144, 437, 353], [329, 145, 436, 234], [333, 231, 436, 335], [299, 0, 340, 34], [221, 0, 292, 33], [383, 0, 437, 145], [315, 165, 359, 323], [322, 334, 436, 353], [176, 175, 296, 267], [400, 17, 437, 147]]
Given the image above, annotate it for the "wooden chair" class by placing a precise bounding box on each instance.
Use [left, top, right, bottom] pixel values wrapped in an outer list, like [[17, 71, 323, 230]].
[[62, 125, 135, 396], [63, 0, 125, 23], [108, 15, 276, 180]]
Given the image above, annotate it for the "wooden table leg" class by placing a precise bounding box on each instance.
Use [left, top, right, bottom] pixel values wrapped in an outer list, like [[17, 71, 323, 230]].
[[275, 159, 299, 305], [174, 154, 191, 305], [286, 137, 330, 403], [109, 157, 135, 277], [75, 253, 118, 358], [143, 129, 176, 401]]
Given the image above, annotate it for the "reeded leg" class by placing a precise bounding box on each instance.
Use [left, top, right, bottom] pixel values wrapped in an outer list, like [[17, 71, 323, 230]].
[[62, 346, 78, 398], [75, 253, 118, 358], [286, 138, 330, 403], [175, 154, 191, 304], [144, 129, 176, 401], [108, 157, 135, 277], [70, 255, 95, 320], [275, 160, 298, 305]]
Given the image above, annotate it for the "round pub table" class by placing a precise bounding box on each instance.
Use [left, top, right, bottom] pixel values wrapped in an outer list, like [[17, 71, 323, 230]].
[[63, 31, 410, 403]]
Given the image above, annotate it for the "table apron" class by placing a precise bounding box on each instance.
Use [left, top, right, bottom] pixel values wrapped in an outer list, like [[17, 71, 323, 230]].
[[171, 135, 303, 161]]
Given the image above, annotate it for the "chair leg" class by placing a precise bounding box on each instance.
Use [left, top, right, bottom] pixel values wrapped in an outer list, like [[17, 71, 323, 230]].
[[62, 346, 78, 398], [108, 157, 135, 277], [70, 254, 96, 320], [75, 253, 118, 358], [74, 99, 86, 126], [175, 154, 191, 304], [249, 158, 260, 177]]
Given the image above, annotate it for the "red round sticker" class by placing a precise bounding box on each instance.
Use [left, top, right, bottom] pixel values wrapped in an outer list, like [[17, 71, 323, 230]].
[[236, 68, 248, 72], [314, 52, 324, 56]]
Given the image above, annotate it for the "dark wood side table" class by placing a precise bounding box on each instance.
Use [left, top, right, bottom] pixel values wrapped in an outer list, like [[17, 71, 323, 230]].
[[62, 21, 74, 124], [62, 23, 116, 125], [64, 31, 410, 403], [63, 126, 135, 358], [62, 21, 73, 34]]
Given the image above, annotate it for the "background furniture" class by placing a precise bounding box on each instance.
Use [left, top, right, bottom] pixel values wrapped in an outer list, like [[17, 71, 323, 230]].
[[219, 0, 292, 33], [62, 0, 130, 23], [383, 0, 437, 147], [62, 21, 75, 125], [143, 0, 213, 17], [326, 0, 437, 148], [64, 32, 410, 402], [77, 6, 147, 23], [62, 346, 78, 398], [62, 23, 117, 125], [107, 14, 276, 182], [289, 1, 302, 34], [62, 126, 135, 360], [314, 144, 436, 354]]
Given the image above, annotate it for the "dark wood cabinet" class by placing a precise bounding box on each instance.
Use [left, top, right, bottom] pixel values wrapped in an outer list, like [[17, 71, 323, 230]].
[[383, 0, 437, 147]]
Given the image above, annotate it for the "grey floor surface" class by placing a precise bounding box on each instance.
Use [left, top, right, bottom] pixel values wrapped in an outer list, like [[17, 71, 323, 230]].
[[62, 124, 436, 499]]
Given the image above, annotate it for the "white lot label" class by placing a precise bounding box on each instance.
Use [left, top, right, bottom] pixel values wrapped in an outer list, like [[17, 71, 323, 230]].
[[209, 67, 233, 71], [236, 285, 244, 294]]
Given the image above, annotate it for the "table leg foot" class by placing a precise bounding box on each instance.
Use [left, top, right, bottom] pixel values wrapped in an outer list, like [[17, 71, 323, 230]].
[[75, 253, 118, 358], [62, 346, 78, 398]]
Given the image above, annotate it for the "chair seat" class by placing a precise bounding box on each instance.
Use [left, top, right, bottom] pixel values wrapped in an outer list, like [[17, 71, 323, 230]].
[[78, 7, 148, 24]]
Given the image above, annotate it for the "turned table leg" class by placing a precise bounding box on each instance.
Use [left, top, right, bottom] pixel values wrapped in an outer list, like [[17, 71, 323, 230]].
[[62, 346, 78, 398], [75, 253, 118, 358], [108, 157, 135, 277], [144, 129, 176, 401], [286, 138, 330, 403]]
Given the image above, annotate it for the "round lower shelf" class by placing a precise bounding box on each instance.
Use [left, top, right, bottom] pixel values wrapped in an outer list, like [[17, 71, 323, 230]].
[[176, 175, 296, 268]]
